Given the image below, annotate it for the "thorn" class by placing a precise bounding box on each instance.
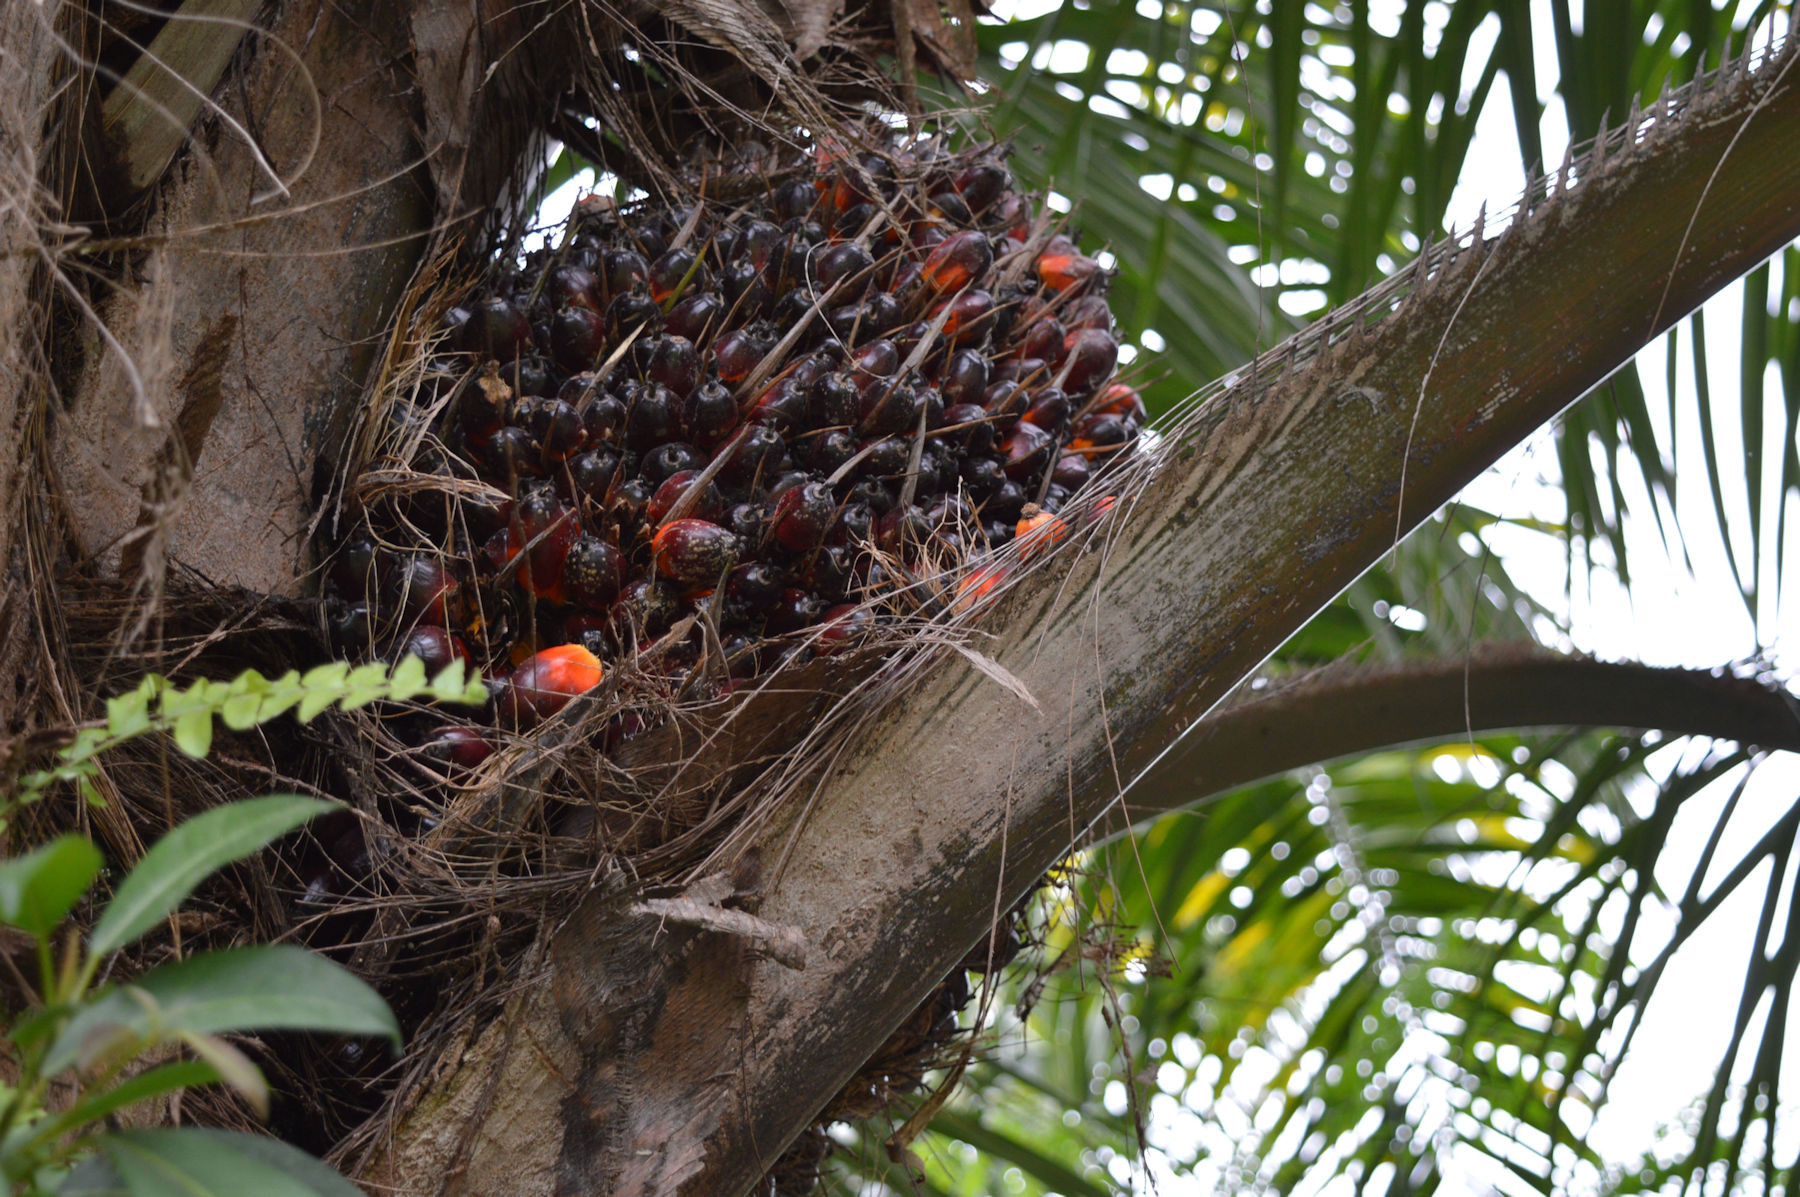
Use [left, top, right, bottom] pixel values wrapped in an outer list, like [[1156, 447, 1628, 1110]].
[[1626, 92, 1642, 144], [1473, 201, 1487, 244], [1557, 140, 1575, 193]]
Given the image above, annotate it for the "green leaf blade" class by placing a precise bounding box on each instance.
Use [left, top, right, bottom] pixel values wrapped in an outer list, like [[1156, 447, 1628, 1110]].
[[70, 1127, 366, 1197], [45, 944, 399, 1075], [88, 795, 335, 958], [0, 835, 103, 939]]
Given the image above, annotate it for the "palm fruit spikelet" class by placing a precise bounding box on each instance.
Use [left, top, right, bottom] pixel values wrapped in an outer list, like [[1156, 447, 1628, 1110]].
[[322, 134, 1145, 761]]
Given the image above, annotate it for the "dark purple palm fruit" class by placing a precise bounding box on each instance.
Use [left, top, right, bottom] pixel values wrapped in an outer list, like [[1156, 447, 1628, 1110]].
[[815, 242, 874, 300], [624, 383, 680, 452], [715, 424, 785, 489], [395, 626, 471, 674], [1060, 328, 1119, 395], [601, 247, 649, 300], [682, 380, 739, 449], [769, 481, 834, 555], [463, 295, 534, 360], [643, 335, 700, 399], [611, 577, 680, 638], [580, 393, 628, 444], [652, 519, 739, 589], [640, 442, 707, 486], [550, 305, 608, 373], [563, 537, 625, 609], [338, 138, 1137, 709], [665, 291, 727, 345], [938, 348, 989, 407], [650, 247, 707, 305], [648, 470, 725, 525], [749, 377, 809, 435], [809, 372, 861, 427], [607, 288, 662, 341], [520, 397, 587, 465], [722, 561, 782, 622], [547, 263, 601, 311], [711, 324, 776, 386]]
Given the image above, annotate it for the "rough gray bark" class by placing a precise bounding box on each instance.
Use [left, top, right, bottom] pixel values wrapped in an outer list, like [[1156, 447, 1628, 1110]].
[[361, 38, 1800, 1197], [0, 5, 69, 721]]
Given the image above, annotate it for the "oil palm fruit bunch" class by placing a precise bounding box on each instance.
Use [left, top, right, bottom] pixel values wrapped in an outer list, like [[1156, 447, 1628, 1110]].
[[321, 136, 1147, 750]]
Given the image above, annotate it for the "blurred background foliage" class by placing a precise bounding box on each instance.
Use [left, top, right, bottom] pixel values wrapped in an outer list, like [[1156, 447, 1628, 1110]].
[[801, 0, 1800, 1193]]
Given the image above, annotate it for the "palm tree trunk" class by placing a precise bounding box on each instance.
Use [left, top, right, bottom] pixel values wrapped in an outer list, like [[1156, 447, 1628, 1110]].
[[360, 38, 1800, 1197]]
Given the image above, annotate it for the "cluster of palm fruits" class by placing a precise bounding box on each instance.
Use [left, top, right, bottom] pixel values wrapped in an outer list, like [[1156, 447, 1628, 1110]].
[[321, 137, 1146, 761]]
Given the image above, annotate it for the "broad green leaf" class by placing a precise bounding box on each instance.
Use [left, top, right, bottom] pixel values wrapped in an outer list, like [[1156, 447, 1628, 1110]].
[[0, 835, 102, 938], [88, 795, 334, 957], [45, 944, 399, 1075], [40, 1061, 219, 1141], [75, 1128, 365, 1197]]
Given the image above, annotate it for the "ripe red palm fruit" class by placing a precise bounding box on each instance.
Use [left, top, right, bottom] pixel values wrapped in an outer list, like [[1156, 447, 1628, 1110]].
[[504, 644, 604, 727], [921, 230, 994, 295], [1036, 252, 1102, 294]]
